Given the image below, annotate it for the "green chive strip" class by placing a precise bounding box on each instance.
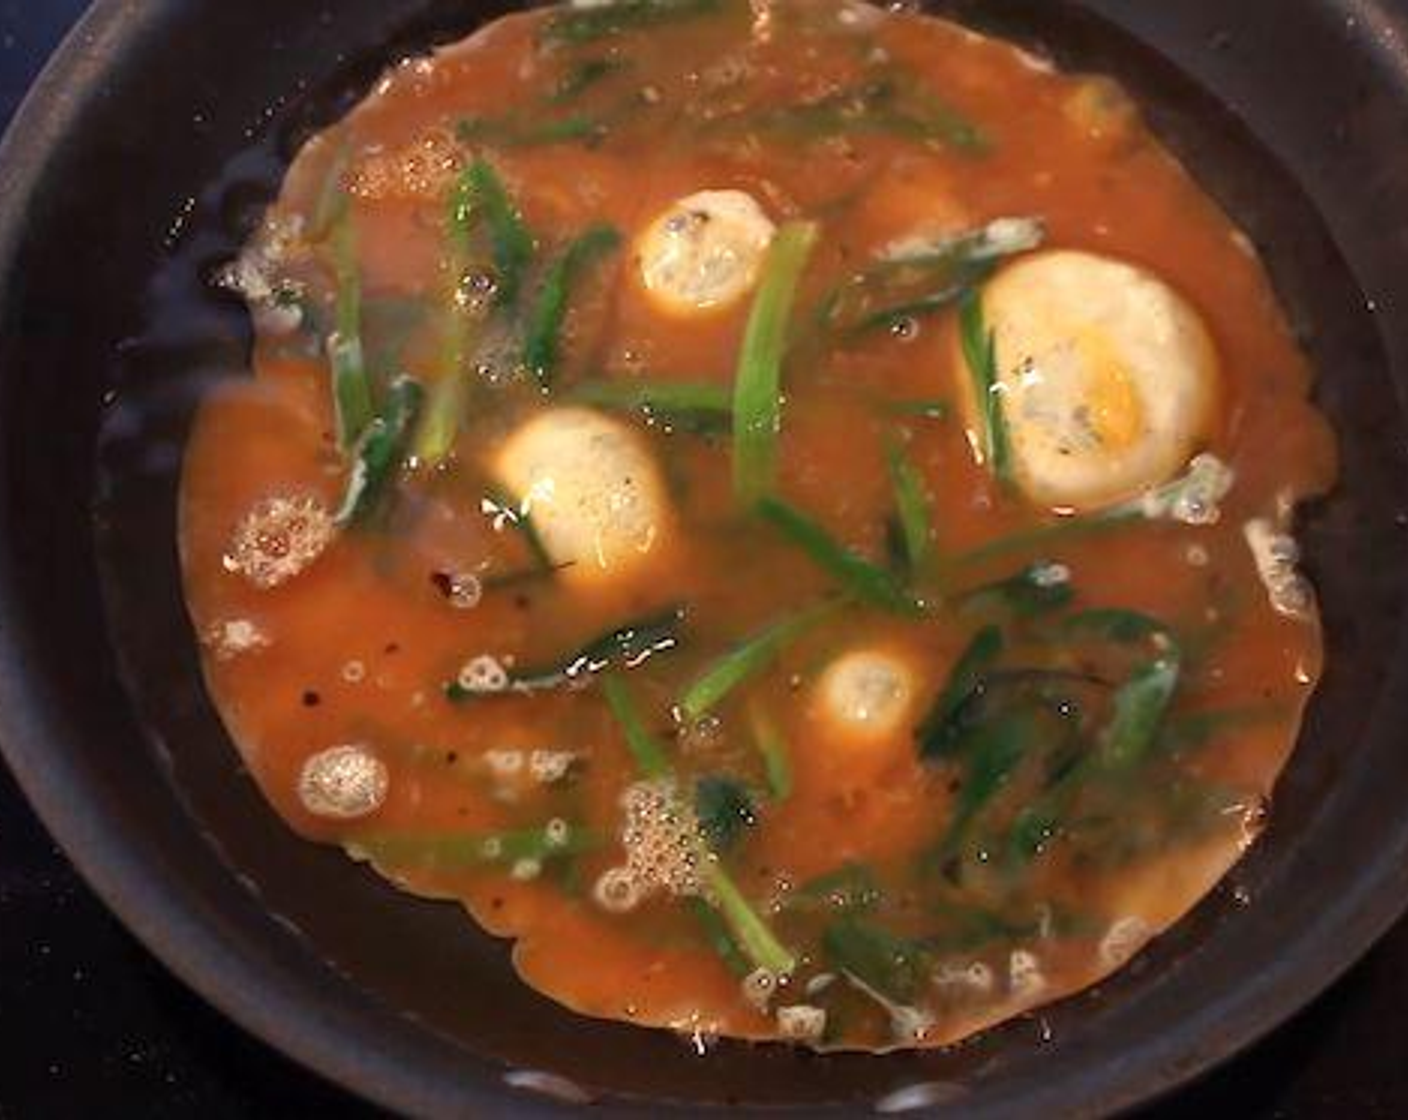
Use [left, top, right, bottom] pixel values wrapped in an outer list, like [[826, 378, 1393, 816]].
[[959, 289, 1011, 486], [601, 662, 796, 978], [680, 600, 839, 722], [732, 221, 819, 506], [552, 57, 626, 102], [952, 509, 1138, 569], [483, 486, 556, 574], [1100, 654, 1182, 769], [462, 160, 534, 308], [699, 859, 797, 976], [601, 673, 672, 779], [689, 897, 752, 977], [412, 369, 471, 468], [349, 822, 597, 871], [524, 224, 622, 387], [411, 164, 491, 465], [915, 625, 1005, 763], [446, 607, 683, 702], [570, 379, 733, 431], [328, 209, 375, 450], [952, 561, 1074, 621], [335, 376, 424, 526], [824, 217, 1042, 338], [748, 702, 793, 800], [758, 496, 921, 615], [885, 435, 933, 576]]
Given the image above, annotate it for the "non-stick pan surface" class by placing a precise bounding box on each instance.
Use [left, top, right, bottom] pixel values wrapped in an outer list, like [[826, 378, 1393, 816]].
[[2, 1, 1408, 1115]]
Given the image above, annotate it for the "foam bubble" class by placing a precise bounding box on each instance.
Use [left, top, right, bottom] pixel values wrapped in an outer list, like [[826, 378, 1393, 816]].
[[297, 744, 388, 820], [224, 495, 335, 589], [458, 655, 510, 695]]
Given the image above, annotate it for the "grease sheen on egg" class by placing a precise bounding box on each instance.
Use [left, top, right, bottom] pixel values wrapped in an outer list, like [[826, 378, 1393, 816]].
[[973, 249, 1220, 511]]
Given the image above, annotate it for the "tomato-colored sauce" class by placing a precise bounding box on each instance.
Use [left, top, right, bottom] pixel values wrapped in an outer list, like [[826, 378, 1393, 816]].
[[180, 0, 1336, 1050]]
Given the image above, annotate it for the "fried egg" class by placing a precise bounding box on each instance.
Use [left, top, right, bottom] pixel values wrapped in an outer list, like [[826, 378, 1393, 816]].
[[491, 408, 671, 584], [635, 189, 777, 317], [967, 250, 1219, 511], [814, 648, 918, 744]]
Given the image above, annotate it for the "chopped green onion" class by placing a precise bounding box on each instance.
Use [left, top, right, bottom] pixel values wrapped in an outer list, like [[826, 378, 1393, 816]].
[[955, 509, 1139, 569], [433, 154, 482, 431], [748, 702, 793, 800], [825, 218, 1041, 337], [328, 210, 375, 450], [732, 221, 819, 506], [823, 918, 925, 1003], [758, 496, 921, 615], [1098, 652, 1182, 770], [884, 435, 933, 577], [524, 224, 622, 387], [680, 600, 837, 721], [540, 0, 724, 46], [695, 775, 757, 853], [335, 376, 424, 526], [447, 606, 684, 702], [699, 860, 796, 976], [570, 379, 733, 432], [999, 609, 1185, 866], [789, 863, 882, 914], [688, 897, 752, 977], [349, 822, 596, 870], [603, 667, 795, 978], [915, 626, 1004, 763], [459, 112, 607, 148], [956, 455, 1234, 569], [483, 487, 557, 574], [927, 899, 1058, 953], [726, 76, 985, 155], [552, 57, 625, 102], [1061, 607, 1169, 646], [959, 289, 1012, 486], [601, 673, 673, 778], [933, 706, 1040, 862], [412, 370, 470, 467], [461, 160, 534, 308], [479, 562, 575, 594], [954, 561, 1074, 621]]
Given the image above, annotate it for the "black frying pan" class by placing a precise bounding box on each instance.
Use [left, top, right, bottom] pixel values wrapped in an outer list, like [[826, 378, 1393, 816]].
[[2, 1, 1407, 1115]]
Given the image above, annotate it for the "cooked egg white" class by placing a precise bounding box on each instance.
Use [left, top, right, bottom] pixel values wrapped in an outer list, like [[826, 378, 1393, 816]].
[[967, 249, 1219, 511], [635, 189, 776, 317], [814, 649, 918, 744], [491, 407, 671, 583]]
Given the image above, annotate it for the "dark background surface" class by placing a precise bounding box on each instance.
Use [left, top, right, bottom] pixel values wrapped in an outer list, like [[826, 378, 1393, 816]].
[[0, 3, 1405, 1117]]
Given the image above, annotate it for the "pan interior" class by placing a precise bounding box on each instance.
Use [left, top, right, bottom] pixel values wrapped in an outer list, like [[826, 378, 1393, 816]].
[[1, 0, 1397, 1111]]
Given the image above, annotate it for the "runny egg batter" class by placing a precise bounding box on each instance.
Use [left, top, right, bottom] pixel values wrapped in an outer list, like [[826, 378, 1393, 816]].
[[181, 0, 1336, 1051]]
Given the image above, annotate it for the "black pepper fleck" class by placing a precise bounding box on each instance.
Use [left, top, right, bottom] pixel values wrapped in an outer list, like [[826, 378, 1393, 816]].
[[302, 690, 321, 708]]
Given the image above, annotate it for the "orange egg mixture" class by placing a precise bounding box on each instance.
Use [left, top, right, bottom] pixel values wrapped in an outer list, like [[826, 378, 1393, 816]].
[[180, 0, 1335, 1050]]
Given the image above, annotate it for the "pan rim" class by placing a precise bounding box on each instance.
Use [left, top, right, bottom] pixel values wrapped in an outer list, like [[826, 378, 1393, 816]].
[[1, 1, 1407, 1116]]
